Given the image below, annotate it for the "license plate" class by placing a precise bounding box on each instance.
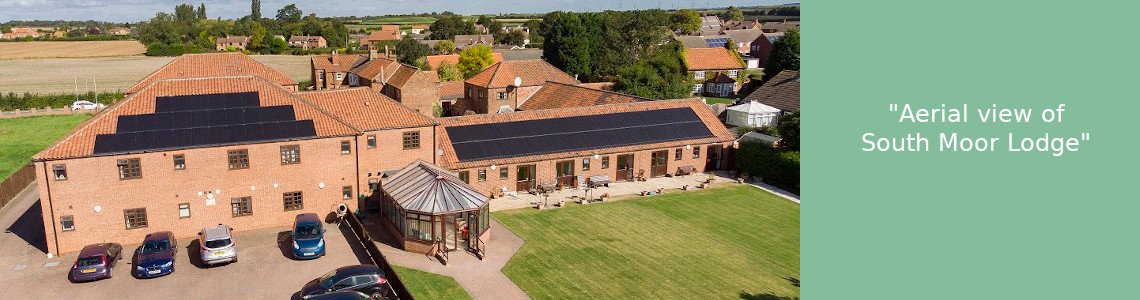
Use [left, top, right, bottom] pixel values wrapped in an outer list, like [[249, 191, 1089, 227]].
[[147, 270, 160, 275], [81, 268, 95, 273], [303, 252, 314, 256], [214, 251, 226, 255]]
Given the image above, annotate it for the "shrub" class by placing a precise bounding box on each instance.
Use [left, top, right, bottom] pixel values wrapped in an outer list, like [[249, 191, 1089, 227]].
[[736, 141, 799, 194], [145, 42, 169, 56]]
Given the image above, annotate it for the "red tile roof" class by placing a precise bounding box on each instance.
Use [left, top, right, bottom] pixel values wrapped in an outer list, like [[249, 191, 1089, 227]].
[[518, 82, 647, 111], [424, 53, 503, 70], [125, 53, 297, 94], [312, 54, 367, 73], [367, 30, 401, 42], [684, 48, 744, 71], [37, 76, 356, 160], [295, 88, 436, 131], [349, 57, 401, 82], [439, 81, 464, 99], [435, 99, 735, 169], [380, 25, 400, 31], [464, 60, 579, 89]]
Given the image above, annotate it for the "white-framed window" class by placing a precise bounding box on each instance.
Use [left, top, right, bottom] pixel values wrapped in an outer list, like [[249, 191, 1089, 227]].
[[694, 71, 705, 79], [498, 92, 508, 99], [692, 83, 703, 94], [61, 215, 75, 231], [728, 70, 738, 77], [336, 72, 343, 81], [178, 203, 191, 218]]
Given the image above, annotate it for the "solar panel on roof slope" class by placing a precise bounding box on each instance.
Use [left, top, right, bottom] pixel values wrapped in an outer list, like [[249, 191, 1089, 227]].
[[445, 107, 715, 162], [93, 92, 316, 155]]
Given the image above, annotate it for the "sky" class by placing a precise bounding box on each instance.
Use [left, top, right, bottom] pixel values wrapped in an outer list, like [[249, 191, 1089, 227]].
[[0, 0, 792, 23]]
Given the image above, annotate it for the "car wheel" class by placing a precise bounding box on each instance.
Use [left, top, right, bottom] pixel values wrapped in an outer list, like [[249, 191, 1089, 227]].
[[107, 266, 113, 279], [371, 292, 383, 300], [232, 256, 237, 263]]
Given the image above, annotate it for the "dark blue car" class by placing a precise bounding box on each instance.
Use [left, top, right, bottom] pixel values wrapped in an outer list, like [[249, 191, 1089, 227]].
[[292, 213, 326, 259], [134, 231, 177, 278]]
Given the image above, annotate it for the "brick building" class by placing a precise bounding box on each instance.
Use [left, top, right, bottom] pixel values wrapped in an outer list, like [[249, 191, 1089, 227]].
[[516, 81, 646, 111], [289, 35, 328, 49], [684, 48, 745, 96], [311, 52, 440, 117], [215, 36, 251, 50], [458, 60, 579, 115], [435, 99, 735, 195]]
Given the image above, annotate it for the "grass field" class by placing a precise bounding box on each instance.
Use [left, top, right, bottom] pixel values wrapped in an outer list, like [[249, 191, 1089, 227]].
[[360, 17, 438, 25], [494, 185, 800, 300], [392, 266, 471, 300], [0, 114, 91, 181], [0, 55, 312, 94], [704, 96, 739, 105], [0, 41, 146, 60]]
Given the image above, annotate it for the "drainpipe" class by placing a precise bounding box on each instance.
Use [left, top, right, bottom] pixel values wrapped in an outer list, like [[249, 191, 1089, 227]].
[[40, 162, 60, 256], [432, 124, 438, 165], [354, 135, 362, 210]]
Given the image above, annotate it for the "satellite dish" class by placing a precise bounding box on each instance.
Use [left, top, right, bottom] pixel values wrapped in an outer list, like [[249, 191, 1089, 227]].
[[514, 77, 522, 87]]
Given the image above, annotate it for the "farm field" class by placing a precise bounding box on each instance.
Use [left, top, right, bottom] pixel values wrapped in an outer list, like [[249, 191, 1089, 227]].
[[0, 41, 146, 60], [493, 185, 800, 300], [0, 114, 91, 181], [0, 55, 313, 94]]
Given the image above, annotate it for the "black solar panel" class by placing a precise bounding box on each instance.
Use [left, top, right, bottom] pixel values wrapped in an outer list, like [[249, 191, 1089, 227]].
[[93, 92, 317, 155], [446, 107, 715, 162]]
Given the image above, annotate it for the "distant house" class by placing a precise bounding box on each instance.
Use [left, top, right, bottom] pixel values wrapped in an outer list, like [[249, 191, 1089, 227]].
[[215, 36, 251, 51], [726, 101, 781, 127], [699, 15, 723, 34], [424, 53, 504, 70], [722, 20, 761, 31], [365, 30, 402, 49], [453, 34, 494, 50], [762, 20, 800, 33], [311, 51, 440, 116], [742, 70, 800, 115], [380, 25, 400, 32], [684, 48, 745, 96], [410, 25, 430, 34], [51, 30, 66, 38], [348, 34, 368, 44], [311, 54, 367, 90], [496, 48, 543, 61], [2, 27, 40, 39], [108, 27, 131, 35], [273, 35, 286, 41], [288, 35, 327, 50], [749, 32, 785, 67], [458, 60, 579, 115], [474, 24, 488, 34]]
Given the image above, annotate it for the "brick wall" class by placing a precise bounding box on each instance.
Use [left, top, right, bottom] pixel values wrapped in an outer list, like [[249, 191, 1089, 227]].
[[356, 126, 436, 197], [459, 84, 543, 115], [393, 72, 440, 117], [36, 137, 359, 255]]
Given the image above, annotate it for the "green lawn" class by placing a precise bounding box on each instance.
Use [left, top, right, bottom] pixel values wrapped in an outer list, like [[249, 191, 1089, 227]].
[[392, 266, 471, 300], [361, 17, 438, 25], [704, 96, 739, 104], [0, 114, 90, 181], [494, 185, 800, 300]]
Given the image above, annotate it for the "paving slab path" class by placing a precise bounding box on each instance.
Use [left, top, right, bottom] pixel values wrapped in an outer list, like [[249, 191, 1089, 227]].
[[361, 218, 530, 300]]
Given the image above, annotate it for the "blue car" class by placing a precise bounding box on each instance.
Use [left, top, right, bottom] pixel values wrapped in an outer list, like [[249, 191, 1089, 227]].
[[292, 213, 326, 259], [134, 231, 177, 278]]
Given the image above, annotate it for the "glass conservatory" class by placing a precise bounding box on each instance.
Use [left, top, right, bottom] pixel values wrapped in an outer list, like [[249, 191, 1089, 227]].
[[380, 161, 490, 255]]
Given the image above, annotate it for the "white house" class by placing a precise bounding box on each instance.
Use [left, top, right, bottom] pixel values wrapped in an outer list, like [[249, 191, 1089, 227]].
[[726, 101, 781, 127]]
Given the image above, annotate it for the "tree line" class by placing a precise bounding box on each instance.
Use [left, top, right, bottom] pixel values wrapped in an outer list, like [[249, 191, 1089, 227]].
[[135, 1, 348, 56]]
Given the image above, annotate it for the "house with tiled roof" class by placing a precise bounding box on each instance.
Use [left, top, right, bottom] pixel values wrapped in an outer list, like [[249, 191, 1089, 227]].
[[424, 53, 504, 70], [307, 51, 440, 117], [762, 20, 800, 33], [722, 20, 761, 30], [703, 72, 738, 97], [743, 70, 800, 115], [215, 36, 251, 50], [365, 30, 402, 49], [380, 25, 400, 31], [311, 54, 368, 90], [435, 98, 735, 191], [457, 60, 580, 115], [749, 32, 785, 67], [2, 27, 41, 39], [699, 15, 723, 34], [126, 52, 298, 95], [410, 25, 430, 34], [454, 35, 494, 50], [517, 82, 646, 111], [288, 35, 327, 50], [109, 27, 131, 35], [684, 48, 745, 96]]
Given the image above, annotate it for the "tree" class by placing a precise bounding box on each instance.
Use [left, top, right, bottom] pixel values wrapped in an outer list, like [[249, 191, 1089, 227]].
[[0, 25, 11, 34], [613, 41, 691, 99], [776, 110, 800, 151], [457, 45, 495, 78], [724, 39, 745, 69], [433, 40, 456, 55], [726, 6, 744, 21], [436, 61, 463, 82], [542, 11, 592, 78], [66, 29, 86, 38], [251, 0, 261, 19], [476, 15, 493, 27], [322, 19, 348, 48], [428, 15, 475, 40], [250, 24, 266, 51], [302, 14, 323, 35], [523, 19, 543, 44], [175, 4, 197, 24], [276, 4, 302, 23], [670, 9, 701, 34], [502, 30, 526, 47], [197, 3, 207, 20], [761, 28, 799, 82], [488, 20, 504, 43], [264, 35, 288, 54], [395, 36, 430, 66]]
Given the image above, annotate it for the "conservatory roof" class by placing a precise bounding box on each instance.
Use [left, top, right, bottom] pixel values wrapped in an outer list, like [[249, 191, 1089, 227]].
[[382, 160, 489, 214]]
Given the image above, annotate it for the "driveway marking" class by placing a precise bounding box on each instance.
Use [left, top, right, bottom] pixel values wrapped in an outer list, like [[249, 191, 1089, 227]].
[[43, 262, 59, 268], [14, 265, 27, 271]]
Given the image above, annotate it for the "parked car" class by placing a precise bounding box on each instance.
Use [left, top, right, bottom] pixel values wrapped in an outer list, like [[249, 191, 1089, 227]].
[[70, 243, 123, 282], [292, 213, 326, 259], [299, 265, 393, 299], [198, 224, 237, 265], [134, 231, 177, 278], [305, 290, 380, 300], [70, 100, 105, 110]]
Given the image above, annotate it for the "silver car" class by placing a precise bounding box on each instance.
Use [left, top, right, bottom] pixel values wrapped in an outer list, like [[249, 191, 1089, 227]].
[[198, 224, 237, 265]]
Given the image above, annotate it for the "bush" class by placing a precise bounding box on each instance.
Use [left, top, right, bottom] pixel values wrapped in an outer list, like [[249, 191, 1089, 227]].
[[145, 42, 169, 56], [0, 91, 122, 111], [736, 141, 799, 195]]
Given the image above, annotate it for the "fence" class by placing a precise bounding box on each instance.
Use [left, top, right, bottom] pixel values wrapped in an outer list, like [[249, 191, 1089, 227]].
[[344, 211, 416, 300], [0, 164, 36, 209]]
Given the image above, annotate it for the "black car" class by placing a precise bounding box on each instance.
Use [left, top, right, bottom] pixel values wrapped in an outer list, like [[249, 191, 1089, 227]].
[[134, 231, 177, 278], [300, 265, 393, 299], [70, 243, 123, 282], [305, 290, 380, 300]]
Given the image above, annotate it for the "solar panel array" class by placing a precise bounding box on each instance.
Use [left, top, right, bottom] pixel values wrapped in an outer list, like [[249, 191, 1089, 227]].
[[766, 35, 780, 43], [93, 92, 318, 155], [705, 37, 731, 48], [446, 107, 715, 162]]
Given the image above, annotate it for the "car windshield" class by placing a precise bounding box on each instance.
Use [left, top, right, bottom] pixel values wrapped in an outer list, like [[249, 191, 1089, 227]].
[[318, 270, 339, 289], [295, 224, 321, 240], [77, 256, 102, 267], [204, 238, 231, 249], [140, 240, 170, 254]]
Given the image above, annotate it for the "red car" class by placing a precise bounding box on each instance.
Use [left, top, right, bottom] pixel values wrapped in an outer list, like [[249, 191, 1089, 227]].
[[71, 243, 123, 282]]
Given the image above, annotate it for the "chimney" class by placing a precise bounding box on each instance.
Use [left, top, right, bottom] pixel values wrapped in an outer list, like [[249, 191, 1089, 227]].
[[384, 45, 390, 58], [369, 49, 377, 61]]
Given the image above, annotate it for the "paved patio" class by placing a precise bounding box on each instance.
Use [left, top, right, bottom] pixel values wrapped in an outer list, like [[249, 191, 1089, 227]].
[[489, 171, 739, 212]]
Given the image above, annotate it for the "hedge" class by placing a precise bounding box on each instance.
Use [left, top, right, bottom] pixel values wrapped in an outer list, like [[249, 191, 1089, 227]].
[[0, 92, 121, 111], [736, 141, 799, 195]]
